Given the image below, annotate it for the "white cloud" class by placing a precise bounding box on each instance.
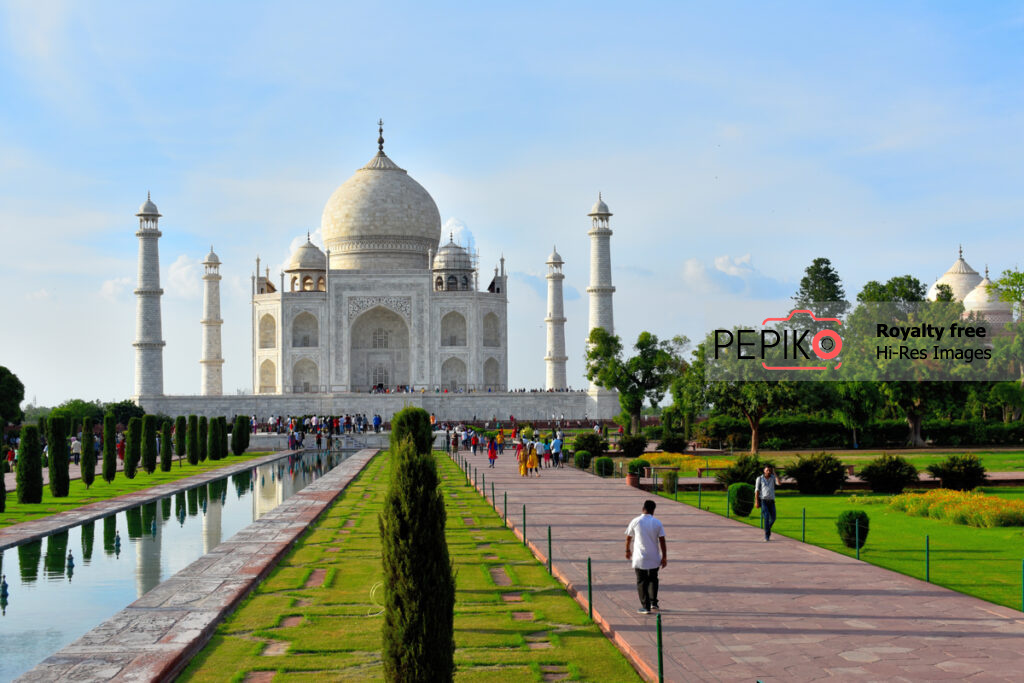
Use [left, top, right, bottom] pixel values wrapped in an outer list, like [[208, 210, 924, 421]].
[[166, 254, 202, 299], [99, 277, 131, 301], [25, 288, 50, 301], [681, 255, 792, 300], [443, 217, 475, 255]]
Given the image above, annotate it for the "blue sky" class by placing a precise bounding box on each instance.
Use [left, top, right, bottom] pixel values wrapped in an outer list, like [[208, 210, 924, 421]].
[[2, 1, 1023, 406]]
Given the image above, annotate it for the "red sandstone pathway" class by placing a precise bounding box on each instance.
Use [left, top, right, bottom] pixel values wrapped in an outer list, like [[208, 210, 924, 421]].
[[458, 454, 1024, 682]]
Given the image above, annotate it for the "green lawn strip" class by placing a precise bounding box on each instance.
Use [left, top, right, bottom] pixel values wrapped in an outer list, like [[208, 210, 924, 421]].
[[0, 452, 273, 529], [180, 452, 641, 682], [662, 487, 1024, 611]]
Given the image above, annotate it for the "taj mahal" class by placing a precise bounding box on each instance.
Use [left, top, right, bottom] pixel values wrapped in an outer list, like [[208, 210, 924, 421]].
[[132, 123, 620, 420]]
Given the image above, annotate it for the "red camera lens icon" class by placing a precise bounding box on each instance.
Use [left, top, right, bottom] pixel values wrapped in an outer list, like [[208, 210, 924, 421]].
[[812, 329, 842, 360]]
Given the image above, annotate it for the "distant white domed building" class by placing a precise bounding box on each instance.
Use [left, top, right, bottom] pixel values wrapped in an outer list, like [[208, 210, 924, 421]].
[[928, 247, 1015, 324]]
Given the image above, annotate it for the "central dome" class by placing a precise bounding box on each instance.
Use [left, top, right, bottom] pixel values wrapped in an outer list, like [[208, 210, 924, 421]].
[[321, 147, 441, 271]]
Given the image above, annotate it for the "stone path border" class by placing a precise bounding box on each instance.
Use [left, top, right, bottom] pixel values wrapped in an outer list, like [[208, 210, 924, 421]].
[[454, 454, 1024, 682], [0, 451, 304, 552], [17, 448, 378, 682]]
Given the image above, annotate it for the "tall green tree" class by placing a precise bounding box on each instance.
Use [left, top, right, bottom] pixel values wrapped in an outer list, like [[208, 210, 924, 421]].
[[232, 415, 249, 455], [585, 329, 688, 434], [991, 267, 1024, 385], [0, 366, 25, 426], [208, 417, 221, 461], [16, 424, 43, 503], [187, 415, 199, 465], [46, 416, 70, 497], [49, 399, 104, 427], [390, 407, 434, 454], [219, 417, 229, 459], [102, 413, 117, 483], [80, 417, 96, 489], [141, 415, 158, 474], [174, 416, 187, 464], [160, 420, 173, 471], [124, 417, 141, 479], [199, 416, 208, 462], [103, 399, 144, 428], [379, 437, 455, 682], [793, 257, 848, 319]]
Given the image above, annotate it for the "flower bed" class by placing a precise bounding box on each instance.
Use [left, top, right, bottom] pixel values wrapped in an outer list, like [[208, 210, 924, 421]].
[[889, 489, 1024, 527]]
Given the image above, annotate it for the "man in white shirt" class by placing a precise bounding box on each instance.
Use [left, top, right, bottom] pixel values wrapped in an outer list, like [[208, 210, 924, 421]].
[[625, 499, 668, 614]]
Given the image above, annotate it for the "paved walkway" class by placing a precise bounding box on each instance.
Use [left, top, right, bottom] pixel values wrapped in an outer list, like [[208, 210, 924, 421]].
[[453, 453, 1024, 682]]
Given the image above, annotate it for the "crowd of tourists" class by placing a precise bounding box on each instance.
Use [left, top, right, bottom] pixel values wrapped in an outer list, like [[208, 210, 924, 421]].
[[441, 423, 568, 477]]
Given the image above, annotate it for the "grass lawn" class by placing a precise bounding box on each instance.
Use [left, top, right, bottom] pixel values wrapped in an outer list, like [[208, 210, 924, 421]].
[[660, 486, 1024, 611], [0, 453, 273, 529], [180, 452, 641, 682]]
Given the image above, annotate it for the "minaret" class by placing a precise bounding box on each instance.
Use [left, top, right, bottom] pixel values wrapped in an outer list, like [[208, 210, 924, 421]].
[[586, 194, 615, 392], [545, 246, 568, 390], [133, 193, 165, 399], [200, 246, 224, 396]]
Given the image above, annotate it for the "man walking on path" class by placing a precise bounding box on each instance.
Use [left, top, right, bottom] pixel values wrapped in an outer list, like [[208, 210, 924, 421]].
[[625, 499, 667, 614], [754, 464, 781, 541]]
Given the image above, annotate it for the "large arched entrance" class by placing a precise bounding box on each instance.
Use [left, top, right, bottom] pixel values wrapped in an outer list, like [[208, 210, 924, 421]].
[[350, 306, 410, 391], [441, 357, 467, 392]]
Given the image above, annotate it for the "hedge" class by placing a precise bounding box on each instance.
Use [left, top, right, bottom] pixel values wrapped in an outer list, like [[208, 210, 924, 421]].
[[594, 456, 614, 477], [728, 482, 755, 517]]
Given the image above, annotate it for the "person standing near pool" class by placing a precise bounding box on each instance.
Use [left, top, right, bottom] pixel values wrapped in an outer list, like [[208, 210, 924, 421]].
[[754, 465, 781, 541]]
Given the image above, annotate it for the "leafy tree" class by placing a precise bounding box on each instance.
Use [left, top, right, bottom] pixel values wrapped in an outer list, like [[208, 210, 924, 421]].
[[793, 257, 848, 319], [16, 424, 43, 503], [0, 366, 25, 426], [856, 275, 927, 309], [50, 399, 104, 428], [102, 413, 116, 483], [186, 415, 199, 465], [80, 417, 96, 489], [832, 382, 881, 448], [585, 328, 688, 434], [208, 417, 221, 461], [160, 420, 173, 472], [174, 416, 187, 463], [665, 343, 708, 441], [103, 399, 145, 428], [390, 407, 434, 454], [706, 379, 791, 454], [989, 382, 1023, 422], [232, 415, 249, 455], [46, 416, 70, 497], [124, 417, 141, 479], [379, 437, 455, 681], [22, 402, 50, 424], [858, 454, 918, 493], [199, 416, 208, 462], [141, 415, 158, 474], [992, 267, 1024, 385]]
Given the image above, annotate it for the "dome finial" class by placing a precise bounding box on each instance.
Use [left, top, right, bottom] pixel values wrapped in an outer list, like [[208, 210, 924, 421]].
[[985, 264, 989, 278], [598, 191, 602, 201], [147, 190, 151, 201], [377, 118, 384, 153], [307, 230, 311, 242], [959, 244, 963, 259]]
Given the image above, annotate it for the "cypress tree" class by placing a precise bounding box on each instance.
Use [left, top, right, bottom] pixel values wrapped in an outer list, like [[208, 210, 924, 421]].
[[160, 420, 173, 472], [186, 415, 199, 465], [231, 415, 247, 455], [141, 415, 158, 474], [102, 413, 116, 484], [47, 416, 70, 497], [124, 417, 141, 479], [174, 416, 187, 464], [0, 447, 6, 512], [80, 417, 96, 489], [390, 406, 435, 454], [220, 417, 229, 459], [379, 436, 455, 681], [208, 417, 221, 461], [199, 416, 208, 462], [81, 520, 95, 561]]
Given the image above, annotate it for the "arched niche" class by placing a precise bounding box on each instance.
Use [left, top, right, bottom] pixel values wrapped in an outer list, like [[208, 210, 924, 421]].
[[350, 306, 410, 391], [483, 357, 500, 387], [259, 359, 276, 393], [441, 357, 467, 391], [440, 311, 467, 347], [293, 358, 318, 392], [259, 314, 276, 349], [317, 277, 326, 291], [483, 312, 500, 347], [292, 312, 319, 348]]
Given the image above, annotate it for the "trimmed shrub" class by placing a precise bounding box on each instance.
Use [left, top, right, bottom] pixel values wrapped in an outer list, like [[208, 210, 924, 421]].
[[836, 510, 869, 549], [927, 454, 987, 491], [858, 454, 918, 493], [208, 417, 221, 461], [160, 420, 173, 472], [573, 432, 607, 457], [174, 416, 187, 462], [390, 407, 434, 454], [47, 416, 70, 497], [784, 452, 847, 495], [102, 413, 116, 484], [379, 437, 455, 681], [716, 454, 772, 488], [594, 456, 614, 477], [573, 450, 592, 469], [141, 415, 158, 474], [199, 417, 208, 462], [124, 417, 141, 479], [186, 415, 199, 465], [80, 418, 96, 489], [232, 415, 249, 455], [658, 434, 689, 454], [728, 482, 755, 517], [627, 458, 650, 476], [661, 470, 679, 493], [619, 434, 648, 460]]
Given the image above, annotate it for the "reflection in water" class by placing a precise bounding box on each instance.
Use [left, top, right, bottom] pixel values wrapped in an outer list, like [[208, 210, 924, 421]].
[[2, 449, 352, 682]]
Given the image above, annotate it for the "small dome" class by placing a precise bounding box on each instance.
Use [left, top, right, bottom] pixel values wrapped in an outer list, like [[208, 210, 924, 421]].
[[927, 249, 982, 301], [547, 246, 563, 264], [963, 274, 1013, 322], [136, 193, 160, 217], [286, 237, 327, 271], [588, 194, 611, 216], [432, 236, 472, 271], [203, 246, 220, 265]]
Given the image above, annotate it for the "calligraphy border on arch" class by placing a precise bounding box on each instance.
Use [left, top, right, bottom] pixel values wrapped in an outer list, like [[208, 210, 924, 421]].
[[347, 296, 412, 322]]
